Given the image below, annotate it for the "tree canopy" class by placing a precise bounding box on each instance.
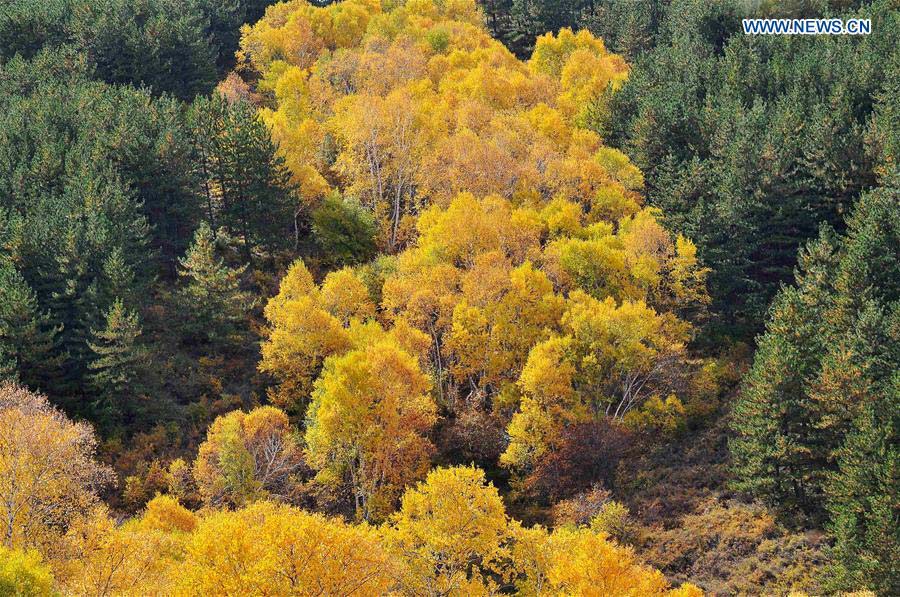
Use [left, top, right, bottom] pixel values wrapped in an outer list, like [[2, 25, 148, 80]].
[[0, 0, 897, 593]]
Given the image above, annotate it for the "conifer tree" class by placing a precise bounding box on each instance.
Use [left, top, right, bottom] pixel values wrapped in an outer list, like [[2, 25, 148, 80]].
[[0, 0, 72, 60], [175, 223, 252, 350], [825, 388, 899, 595], [0, 263, 57, 387], [190, 94, 296, 260], [192, 0, 271, 72], [88, 299, 146, 426], [732, 182, 899, 553], [99, 248, 139, 310], [608, 0, 899, 336], [69, 0, 218, 100], [729, 232, 840, 515]]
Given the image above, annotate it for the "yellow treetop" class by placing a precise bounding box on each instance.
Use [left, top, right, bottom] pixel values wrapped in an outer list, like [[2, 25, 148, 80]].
[[240, 0, 636, 251], [305, 339, 437, 521]]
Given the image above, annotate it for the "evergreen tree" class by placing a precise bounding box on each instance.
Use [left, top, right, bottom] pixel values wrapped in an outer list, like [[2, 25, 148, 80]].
[[192, 0, 272, 72], [189, 94, 296, 260], [819, 181, 900, 592], [509, 0, 586, 54], [0, 262, 58, 387], [87, 299, 147, 427], [0, 53, 207, 404], [68, 0, 218, 100], [867, 51, 900, 177], [98, 88, 202, 275], [0, 0, 73, 61], [479, 0, 667, 59], [100, 248, 139, 310], [175, 223, 252, 350], [732, 182, 899, 534], [580, 0, 665, 60], [1, 0, 268, 82], [729, 252, 836, 515], [0, 53, 198, 276], [609, 0, 899, 337], [825, 373, 899, 595], [0, 147, 149, 401]]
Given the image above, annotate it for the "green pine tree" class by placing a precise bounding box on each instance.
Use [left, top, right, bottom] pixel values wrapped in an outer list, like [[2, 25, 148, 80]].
[[732, 182, 899, 532], [0, 262, 58, 386], [88, 298, 147, 426], [867, 51, 900, 178], [176, 222, 252, 350], [825, 381, 899, 595], [729, 232, 840, 517], [190, 94, 296, 260], [608, 0, 899, 338], [192, 0, 271, 72], [69, 0, 217, 100]]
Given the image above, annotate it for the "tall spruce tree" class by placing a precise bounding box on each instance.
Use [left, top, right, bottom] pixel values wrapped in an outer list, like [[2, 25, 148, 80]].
[[729, 229, 840, 515], [0, 52, 209, 406], [732, 181, 899, 585], [88, 299, 147, 427], [0, 262, 58, 387], [0, 0, 73, 61], [68, 0, 218, 100], [190, 94, 296, 260], [192, 0, 272, 72], [608, 0, 899, 337], [825, 380, 899, 595], [175, 223, 252, 350]]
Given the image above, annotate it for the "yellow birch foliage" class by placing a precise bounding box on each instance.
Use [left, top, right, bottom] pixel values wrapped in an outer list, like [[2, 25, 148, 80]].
[[54, 506, 180, 597], [501, 292, 690, 472], [8, 457, 697, 597], [193, 406, 305, 507], [305, 339, 437, 521], [446, 260, 565, 390], [386, 465, 702, 596], [385, 466, 510, 595], [246, 0, 714, 529], [0, 383, 112, 556], [249, 0, 711, 454], [0, 546, 54, 597], [240, 0, 639, 245], [318, 266, 376, 325], [530, 28, 629, 129], [139, 494, 197, 534], [259, 259, 353, 413], [176, 501, 393, 596], [539, 526, 695, 596]]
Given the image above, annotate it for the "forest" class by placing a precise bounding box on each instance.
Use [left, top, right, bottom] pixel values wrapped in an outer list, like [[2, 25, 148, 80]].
[[0, 0, 897, 594]]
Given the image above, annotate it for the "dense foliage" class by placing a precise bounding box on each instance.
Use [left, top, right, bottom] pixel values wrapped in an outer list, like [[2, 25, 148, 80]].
[[0, 0, 271, 97], [0, 394, 701, 595], [608, 0, 899, 337], [1, 0, 897, 594], [470, 0, 898, 337], [732, 183, 899, 593]]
